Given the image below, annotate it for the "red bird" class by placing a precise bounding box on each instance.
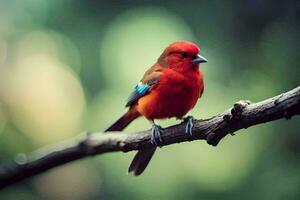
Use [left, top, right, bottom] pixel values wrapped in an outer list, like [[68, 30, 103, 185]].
[[105, 41, 207, 175]]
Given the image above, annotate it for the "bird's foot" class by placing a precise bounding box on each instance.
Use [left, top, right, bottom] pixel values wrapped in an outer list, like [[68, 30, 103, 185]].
[[150, 124, 163, 146], [183, 116, 194, 136]]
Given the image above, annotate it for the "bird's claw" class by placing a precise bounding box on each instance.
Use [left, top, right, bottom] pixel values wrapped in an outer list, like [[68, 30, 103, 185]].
[[184, 116, 194, 136], [150, 124, 163, 146]]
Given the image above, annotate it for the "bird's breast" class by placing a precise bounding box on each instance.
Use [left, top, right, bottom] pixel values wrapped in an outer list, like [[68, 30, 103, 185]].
[[137, 70, 203, 119]]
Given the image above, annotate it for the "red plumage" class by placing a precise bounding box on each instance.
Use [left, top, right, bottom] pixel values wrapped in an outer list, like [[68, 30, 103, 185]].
[[105, 41, 206, 175], [137, 67, 203, 120]]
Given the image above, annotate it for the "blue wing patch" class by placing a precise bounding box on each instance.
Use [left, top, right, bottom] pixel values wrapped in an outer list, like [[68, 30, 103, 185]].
[[136, 83, 149, 94], [126, 80, 158, 107]]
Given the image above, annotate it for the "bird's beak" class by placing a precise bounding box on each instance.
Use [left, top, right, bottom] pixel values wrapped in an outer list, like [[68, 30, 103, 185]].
[[191, 54, 208, 65]]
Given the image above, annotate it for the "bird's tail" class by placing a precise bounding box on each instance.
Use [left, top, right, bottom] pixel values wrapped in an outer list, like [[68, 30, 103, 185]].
[[104, 107, 156, 176], [128, 146, 156, 176], [104, 107, 140, 132]]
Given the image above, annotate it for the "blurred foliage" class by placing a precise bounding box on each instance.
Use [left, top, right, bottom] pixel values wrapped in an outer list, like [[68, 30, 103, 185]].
[[0, 0, 299, 199]]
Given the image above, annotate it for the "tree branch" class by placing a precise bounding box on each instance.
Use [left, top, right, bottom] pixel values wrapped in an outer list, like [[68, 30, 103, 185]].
[[0, 86, 299, 189]]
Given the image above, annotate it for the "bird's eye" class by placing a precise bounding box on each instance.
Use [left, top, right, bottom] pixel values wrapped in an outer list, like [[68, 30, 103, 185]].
[[181, 52, 188, 58]]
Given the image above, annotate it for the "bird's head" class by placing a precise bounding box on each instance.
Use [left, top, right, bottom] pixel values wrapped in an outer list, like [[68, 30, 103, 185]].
[[158, 41, 207, 72]]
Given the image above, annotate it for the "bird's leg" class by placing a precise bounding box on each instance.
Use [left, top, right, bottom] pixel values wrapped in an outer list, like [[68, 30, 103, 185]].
[[183, 116, 194, 136], [150, 120, 163, 146]]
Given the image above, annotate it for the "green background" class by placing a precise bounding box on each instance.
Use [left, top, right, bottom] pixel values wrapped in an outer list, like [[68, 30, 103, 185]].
[[0, 0, 299, 199]]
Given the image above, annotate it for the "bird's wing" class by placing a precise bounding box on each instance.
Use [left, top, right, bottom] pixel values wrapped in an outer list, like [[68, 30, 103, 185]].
[[126, 70, 162, 107]]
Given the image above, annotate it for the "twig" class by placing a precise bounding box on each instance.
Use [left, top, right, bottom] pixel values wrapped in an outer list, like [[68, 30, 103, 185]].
[[0, 86, 299, 189]]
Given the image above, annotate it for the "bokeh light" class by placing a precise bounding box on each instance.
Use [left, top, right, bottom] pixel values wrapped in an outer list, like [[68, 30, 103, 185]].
[[3, 55, 85, 146]]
